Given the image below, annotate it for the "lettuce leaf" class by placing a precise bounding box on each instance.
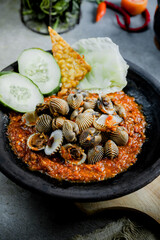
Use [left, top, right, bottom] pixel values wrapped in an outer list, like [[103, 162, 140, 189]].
[[72, 37, 129, 94]]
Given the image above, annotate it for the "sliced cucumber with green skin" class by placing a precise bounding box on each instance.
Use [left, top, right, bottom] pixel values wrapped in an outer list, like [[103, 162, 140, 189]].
[[18, 48, 61, 96], [0, 71, 13, 76], [0, 72, 44, 113]]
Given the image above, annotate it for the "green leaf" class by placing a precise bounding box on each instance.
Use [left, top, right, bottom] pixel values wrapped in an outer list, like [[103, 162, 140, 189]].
[[73, 38, 129, 94]]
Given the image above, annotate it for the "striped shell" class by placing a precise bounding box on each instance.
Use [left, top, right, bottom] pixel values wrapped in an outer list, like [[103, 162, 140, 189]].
[[104, 140, 119, 159], [110, 126, 128, 146], [75, 111, 94, 133], [44, 130, 63, 155], [93, 115, 108, 131], [52, 116, 66, 130], [79, 127, 102, 148], [62, 120, 79, 142], [36, 114, 52, 133], [22, 111, 38, 127], [49, 98, 69, 115], [88, 145, 104, 164], [83, 98, 96, 110], [70, 107, 84, 121], [67, 93, 83, 109], [27, 133, 48, 151], [60, 144, 86, 165]]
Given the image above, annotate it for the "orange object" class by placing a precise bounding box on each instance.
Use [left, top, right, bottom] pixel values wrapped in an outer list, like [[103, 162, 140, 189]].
[[96, 2, 107, 22], [121, 0, 148, 16]]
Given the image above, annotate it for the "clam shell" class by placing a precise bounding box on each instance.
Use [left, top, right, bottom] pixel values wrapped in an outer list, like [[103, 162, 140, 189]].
[[36, 114, 52, 133], [52, 119, 57, 130], [35, 102, 50, 116], [27, 133, 48, 151], [22, 111, 38, 127], [49, 98, 69, 115], [104, 140, 119, 159], [93, 114, 123, 131], [110, 126, 128, 146], [56, 116, 66, 128], [114, 104, 126, 119], [83, 99, 96, 110], [97, 95, 115, 115], [110, 115, 123, 125], [52, 116, 66, 130], [67, 93, 83, 109], [70, 107, 84, 121], [103, 114, 123, 128], [93, 115, 108, 131], [62, 120, 79, 142], [88, 145, 104, 164], [60, 144, 86, 165], [79, 127, 102, 148], [44, 130, 63, 155], [75, 111, 94, 133], [71, 121, 79, 135]]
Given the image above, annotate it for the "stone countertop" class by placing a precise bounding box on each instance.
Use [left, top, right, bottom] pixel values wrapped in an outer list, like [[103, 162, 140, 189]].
[[0, 0, 159, 239]]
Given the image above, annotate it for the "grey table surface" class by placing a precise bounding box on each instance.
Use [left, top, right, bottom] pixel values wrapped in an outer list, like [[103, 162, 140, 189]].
[[0, 0, 159, 239]]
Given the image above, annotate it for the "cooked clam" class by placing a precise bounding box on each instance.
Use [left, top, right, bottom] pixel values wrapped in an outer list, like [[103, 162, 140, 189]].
[[110, 114, 123, 125], [27, 133, 48, 151], [79, 127, 102, 148], [97, 95, 115, 115], [88, 145, 104, 164], [83, 98, 96, 110], [45, 130, 63, 155], [104, 114, 123, 128], [49, 98, 69, 115], [62, 120, 79, 142], [35, 102, 50, 116], [110, 126, 128, 146], [36, 114, 52, 133], [93, 114, 108, 131], [67, 93, 83, 109], [60, 144, 86, 165], [70, 107, 84, 121], [104, 140, 119, 159], [114, 104, 126, 119], [75, 111, 94, 133], [22, 111, 38, 127], [52, 116, 66, 130], [93, 114, 123, 131]]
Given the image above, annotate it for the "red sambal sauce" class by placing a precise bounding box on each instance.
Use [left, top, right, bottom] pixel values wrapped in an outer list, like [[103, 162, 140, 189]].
[[7, 91, 146, 183]]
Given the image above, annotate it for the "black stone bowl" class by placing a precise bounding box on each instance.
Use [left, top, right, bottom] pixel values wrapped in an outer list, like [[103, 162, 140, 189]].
[[0, 59, 160, 202]]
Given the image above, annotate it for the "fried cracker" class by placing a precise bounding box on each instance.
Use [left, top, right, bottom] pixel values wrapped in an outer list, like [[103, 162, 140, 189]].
[[48, 27, 91, 93]]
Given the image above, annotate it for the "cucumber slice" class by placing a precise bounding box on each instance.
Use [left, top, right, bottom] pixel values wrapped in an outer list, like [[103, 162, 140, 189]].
[[0, 71, 13, 76], [18, 48, 61, 96], [0, 72, 44, 112]]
